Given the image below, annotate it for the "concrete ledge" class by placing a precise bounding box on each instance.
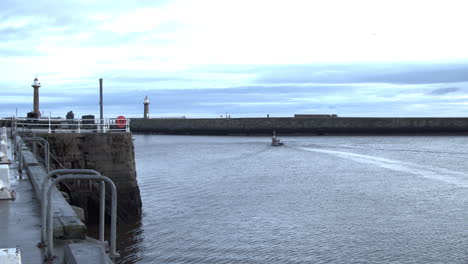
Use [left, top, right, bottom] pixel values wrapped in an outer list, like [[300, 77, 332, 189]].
[[0, 248, 22, 264], [64, 242, 112, 264], [15, 136, 86, 239], [0, 165, 14, 200], [22, 151, 40, 166], [0, 164, 10, 189]]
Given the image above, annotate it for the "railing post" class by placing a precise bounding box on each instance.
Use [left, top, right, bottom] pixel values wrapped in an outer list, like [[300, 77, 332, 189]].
[[48, 116, 51, 134], [77, 119, 81, 133], [40, 169, 103, 246], [100, 181, 105, 241], [44, 174, 118, 260], [17, 137, 49, 176]]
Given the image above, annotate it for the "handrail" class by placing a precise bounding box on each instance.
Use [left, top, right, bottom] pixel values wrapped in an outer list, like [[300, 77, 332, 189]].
[[17, 137, 49, 176], [89, 180, 131, 223], [44, 174, 118, 261], [40, 169, 106, 246], [13, 122, 35, 160], [13, 117, 130, 133]]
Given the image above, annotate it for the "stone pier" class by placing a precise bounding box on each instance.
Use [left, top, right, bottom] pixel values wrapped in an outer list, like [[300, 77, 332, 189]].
[[36, 132, 142, 223]]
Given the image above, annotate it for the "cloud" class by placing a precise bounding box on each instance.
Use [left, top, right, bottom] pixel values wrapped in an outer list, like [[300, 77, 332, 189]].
[[255, 62, 468, 85], [0, 47, 47, 57], [3, 0, 468, 118], [3, 81, 468, 118], [110, 76, 195, 83], [428, 87, 460, 95]]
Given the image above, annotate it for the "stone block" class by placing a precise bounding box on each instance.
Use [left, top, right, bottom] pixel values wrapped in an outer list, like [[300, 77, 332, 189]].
[[0, 164, 9, 189], [64, 242, 112, 264], [53, 217, 64, 238], [71, 206, 85, 222], [0, 248, 22, 264], [59, 216, 86, 239]]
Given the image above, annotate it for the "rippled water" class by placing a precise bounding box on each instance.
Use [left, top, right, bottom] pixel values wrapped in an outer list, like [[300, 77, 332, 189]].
[[117, 135, 468, 263]]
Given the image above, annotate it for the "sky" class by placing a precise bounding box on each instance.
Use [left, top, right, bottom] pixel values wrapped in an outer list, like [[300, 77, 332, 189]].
[[2, 0, 468, 118]]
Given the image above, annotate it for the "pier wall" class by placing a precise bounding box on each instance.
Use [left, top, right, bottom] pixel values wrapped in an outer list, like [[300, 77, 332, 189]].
[[37, 132, 142, 222], [130, 117, 468, 135]]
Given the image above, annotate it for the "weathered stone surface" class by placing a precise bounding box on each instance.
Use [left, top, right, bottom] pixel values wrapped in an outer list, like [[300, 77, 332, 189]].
[[70, 205, 85, 222], [64, 242, 112, 264], [60, 216, 86, 239], [61, 191, 70, 203], [37, 132, 142, 223]]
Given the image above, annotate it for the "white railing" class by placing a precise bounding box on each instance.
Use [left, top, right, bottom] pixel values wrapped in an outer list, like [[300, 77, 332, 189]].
[[12, 117, 130, 133]]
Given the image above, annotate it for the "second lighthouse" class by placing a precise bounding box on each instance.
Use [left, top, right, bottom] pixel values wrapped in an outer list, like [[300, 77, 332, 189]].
[[143, 96, 150, 119]]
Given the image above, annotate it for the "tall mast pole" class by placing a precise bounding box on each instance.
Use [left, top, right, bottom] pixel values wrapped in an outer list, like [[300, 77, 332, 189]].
[[99, 78, 103, 120]]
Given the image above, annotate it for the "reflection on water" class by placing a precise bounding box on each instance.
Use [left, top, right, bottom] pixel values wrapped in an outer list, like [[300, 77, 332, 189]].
[[116, 135, 468, 263], [116, 220, 144, 263]]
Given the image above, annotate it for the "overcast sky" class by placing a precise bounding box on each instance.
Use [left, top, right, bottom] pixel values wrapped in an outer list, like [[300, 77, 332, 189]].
[[2, 0, 468, 118]]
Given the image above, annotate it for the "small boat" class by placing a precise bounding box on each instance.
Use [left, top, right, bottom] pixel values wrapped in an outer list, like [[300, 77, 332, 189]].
[[271, 131, 284, 146]]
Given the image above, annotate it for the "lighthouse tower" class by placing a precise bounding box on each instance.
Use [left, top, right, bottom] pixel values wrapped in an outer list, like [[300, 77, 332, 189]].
[[143, 96, 150, 119], [31, 77, 41, 117]]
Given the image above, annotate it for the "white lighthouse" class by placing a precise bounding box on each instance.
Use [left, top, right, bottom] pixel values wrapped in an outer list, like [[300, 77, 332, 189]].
[[143, 96, 150, 119], [31, 77, 41, 117]]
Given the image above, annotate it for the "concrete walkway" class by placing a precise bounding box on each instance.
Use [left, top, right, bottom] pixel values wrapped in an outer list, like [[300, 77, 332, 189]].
[[1, 129, 115, 263], [0, 163, 44, 263]]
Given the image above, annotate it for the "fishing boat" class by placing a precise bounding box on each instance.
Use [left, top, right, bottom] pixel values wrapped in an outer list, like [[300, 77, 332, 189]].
[[271, 131, 284, 146]]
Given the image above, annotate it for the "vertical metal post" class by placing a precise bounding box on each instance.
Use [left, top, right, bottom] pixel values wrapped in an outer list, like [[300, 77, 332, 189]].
[[32, 132, 36, 156], [99, 181, 105, 241], [99, 78, 103, 132]]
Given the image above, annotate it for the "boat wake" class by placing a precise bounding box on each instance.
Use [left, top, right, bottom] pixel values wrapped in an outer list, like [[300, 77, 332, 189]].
[[296, 147, 468, 187]]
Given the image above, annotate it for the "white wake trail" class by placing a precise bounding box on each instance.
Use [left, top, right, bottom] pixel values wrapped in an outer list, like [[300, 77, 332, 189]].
[[297, 147, 468, 187]]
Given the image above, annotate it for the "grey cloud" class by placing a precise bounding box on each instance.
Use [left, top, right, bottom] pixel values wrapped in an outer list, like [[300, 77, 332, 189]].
[[254, 62, 468, 85], [5, 82, 468, 118], [110, 76, 196, 83], [0, 0, 172, 43], [0, 0, 169, 18], [0, 27, 31, 42], [428, 87, 460, 95], [0, 47, 47, 57]]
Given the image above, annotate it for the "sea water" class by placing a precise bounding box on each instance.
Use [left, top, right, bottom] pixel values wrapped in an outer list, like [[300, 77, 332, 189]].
[[117, 135, 468, 263]]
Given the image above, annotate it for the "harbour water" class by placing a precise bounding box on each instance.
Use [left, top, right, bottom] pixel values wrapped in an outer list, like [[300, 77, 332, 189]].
[[117, 135, 468, 263]]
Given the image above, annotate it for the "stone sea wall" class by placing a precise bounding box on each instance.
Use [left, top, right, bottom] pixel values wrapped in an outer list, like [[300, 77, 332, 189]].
[[130, 117, 468, 135], [37, 132, 142, 222]]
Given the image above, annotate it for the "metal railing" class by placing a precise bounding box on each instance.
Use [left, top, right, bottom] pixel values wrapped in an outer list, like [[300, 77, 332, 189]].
[[89, 180, 131, 223], [17, 137, 49, 177], [42, 171, 118, 261], [40, 169, 106, 246], [12, 117, 130, 133]]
